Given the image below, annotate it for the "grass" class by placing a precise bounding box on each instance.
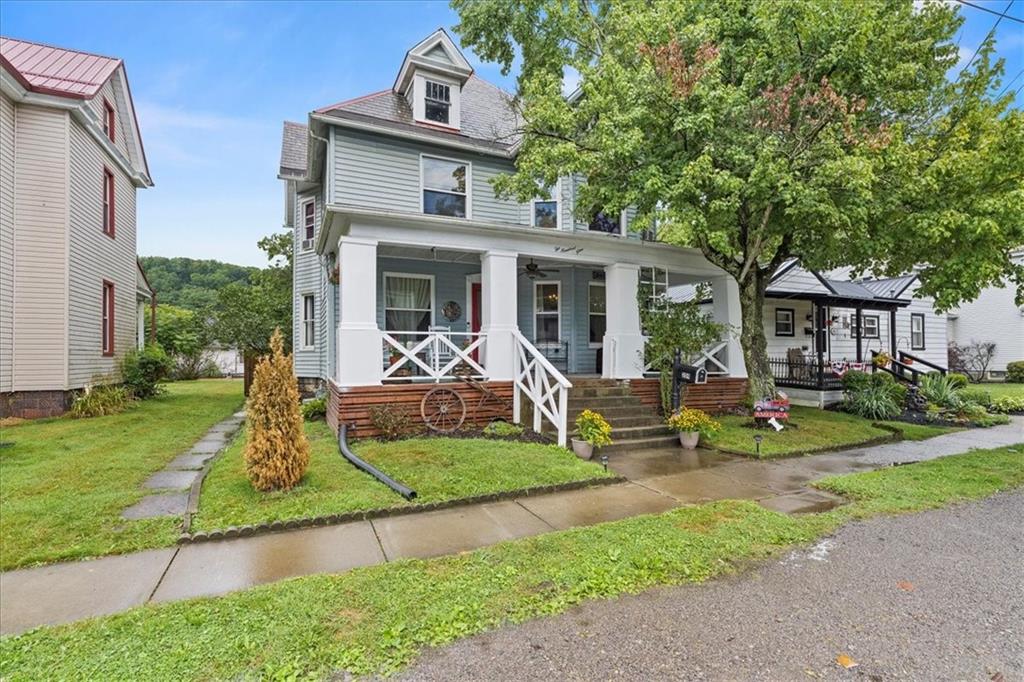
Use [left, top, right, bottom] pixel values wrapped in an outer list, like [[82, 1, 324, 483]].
[[978, 382, 1024, 399], [0, 380, 243, 570], [706, 406, 896, 458], [2, 444, 1021, 680], [193, 422, 612, 531], [875, 420, 960, 441]]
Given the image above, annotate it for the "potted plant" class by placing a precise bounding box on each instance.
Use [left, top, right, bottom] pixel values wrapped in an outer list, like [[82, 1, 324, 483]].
[[873, 351, 892, 369], [572, 409, 612, 459], [666, 407, 721, 449]]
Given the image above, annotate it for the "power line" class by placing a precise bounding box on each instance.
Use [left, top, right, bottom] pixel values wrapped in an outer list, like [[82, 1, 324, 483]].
[[957, 0, 1017, 79], [953, 0, 1024, 23], [997, 67, 1024, 97]]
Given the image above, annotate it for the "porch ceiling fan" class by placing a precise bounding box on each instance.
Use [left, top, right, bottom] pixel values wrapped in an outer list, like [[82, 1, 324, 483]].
[[519, 259, 559, 279]]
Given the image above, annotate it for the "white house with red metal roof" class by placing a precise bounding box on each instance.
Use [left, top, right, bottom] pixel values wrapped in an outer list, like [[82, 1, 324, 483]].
[[1, 37, 154, 417]]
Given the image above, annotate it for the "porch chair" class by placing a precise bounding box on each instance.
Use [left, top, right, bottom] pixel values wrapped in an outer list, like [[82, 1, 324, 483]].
[[786, 347, 811, 381], [428, 325, 454, 373]]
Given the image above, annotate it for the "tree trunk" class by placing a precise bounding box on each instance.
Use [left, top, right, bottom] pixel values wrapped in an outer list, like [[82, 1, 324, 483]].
[[736, 271, 776, 401]]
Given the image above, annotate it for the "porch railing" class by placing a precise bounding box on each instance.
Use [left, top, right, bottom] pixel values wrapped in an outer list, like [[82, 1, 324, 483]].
[[644, 339, 730, 377], [767, 355, 844, 391], [512, 329, 572, 447], [382, 331, 486, 382]]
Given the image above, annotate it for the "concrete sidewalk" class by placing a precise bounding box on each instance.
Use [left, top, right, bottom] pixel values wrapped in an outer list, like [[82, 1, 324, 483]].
[[2, 417, 1020, 635]]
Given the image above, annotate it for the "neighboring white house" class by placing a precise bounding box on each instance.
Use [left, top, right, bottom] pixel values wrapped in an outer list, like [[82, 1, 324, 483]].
[[946, 251, 1024, 380], [1, 37, 153, 417], [278, 29, 748, 444]]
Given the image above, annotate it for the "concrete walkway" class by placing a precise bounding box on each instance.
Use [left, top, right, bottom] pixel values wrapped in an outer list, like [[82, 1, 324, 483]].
[[1, 417, 1020, 635]]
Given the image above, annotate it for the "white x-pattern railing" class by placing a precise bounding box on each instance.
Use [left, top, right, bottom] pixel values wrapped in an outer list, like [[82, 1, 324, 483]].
[[512, 329, 572, 446], [643, 339, 731, 376], [382, 331, 486, 381]]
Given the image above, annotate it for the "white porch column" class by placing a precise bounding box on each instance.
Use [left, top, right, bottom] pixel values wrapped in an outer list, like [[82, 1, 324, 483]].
[[480, 250, 519, 381], [602, 263, 645, 379], [710, 275, 747, 378], [336, 236, 382, 386]]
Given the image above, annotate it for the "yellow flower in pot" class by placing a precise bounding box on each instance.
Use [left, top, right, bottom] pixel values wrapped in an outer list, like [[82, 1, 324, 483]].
[[572, 409, 612, 460], [666, 407, 721, 449]]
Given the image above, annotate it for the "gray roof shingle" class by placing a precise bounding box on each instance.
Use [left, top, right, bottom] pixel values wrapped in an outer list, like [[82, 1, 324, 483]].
[[279, 121, 307, 177], [858, 275, 917, 299]]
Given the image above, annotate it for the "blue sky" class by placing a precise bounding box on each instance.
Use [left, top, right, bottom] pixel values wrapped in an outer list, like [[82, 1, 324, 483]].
[[2, 1, 1021, 267]]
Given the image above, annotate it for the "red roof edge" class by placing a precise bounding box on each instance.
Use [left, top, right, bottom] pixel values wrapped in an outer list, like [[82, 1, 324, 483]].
[[0, 51, 90, 100]]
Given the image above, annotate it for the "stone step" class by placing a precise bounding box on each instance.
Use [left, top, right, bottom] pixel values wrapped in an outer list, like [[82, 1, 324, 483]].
[[600, 434, 681, 454], [608, 424, 676, 440], [568, 386, 633, 398]]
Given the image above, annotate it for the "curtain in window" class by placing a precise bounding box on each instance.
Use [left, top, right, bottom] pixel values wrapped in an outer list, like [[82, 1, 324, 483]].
[[385, 276, 432, 331]]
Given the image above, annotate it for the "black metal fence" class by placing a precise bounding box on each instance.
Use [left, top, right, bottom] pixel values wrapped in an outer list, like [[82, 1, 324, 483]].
[[767, 356, 844, 391]]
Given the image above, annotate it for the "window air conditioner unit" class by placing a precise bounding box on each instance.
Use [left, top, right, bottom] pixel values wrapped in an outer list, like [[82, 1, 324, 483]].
[[301, 239, 314, 251]]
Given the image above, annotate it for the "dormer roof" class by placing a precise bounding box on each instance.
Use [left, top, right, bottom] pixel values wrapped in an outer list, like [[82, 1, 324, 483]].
[[393, 28, 473, 93]]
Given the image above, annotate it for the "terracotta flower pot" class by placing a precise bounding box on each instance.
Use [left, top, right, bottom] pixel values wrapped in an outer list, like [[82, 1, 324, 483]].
[[679, 431, 700, 449], [571, 438, 595, 460]]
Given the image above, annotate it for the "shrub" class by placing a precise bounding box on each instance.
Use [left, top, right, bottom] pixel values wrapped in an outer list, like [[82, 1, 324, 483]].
[[575, 410, 613, 447], [1007, 361, 1024, 383], [666, 407, 721, 438], [946, 372, 969, 389], [843, 383, 901, 420], [918, 373, 962, 409], [69, 385, 132, 418], [483, 420, 524, 438], [120, 345, 172, 399], [301, 396, 326, 421], [368, 404, 412, 440], [841, 370, 872, 393], [959, 388, 992, 407], [244, 329, 309, 491], [991, 395, 1024, 414]]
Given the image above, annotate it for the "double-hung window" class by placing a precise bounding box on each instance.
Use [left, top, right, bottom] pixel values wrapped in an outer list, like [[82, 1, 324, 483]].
[[534, 282, 560, 344], [911, 313, 925, 350], [102, 280, 115, 356], [775, 308, 795, 337], [384, 274, 433, 332], [424, 81, 451, 125], [301, 294, 315, 349], [639, 266, 668, 311], [103, 99, 115, 143], [103, 168, 115, 237], [302, 201, 315, 247], [862, 315, 880, 339], [588, 209, 622, 235], [422, 156, 468, 218], [589, 282, 606, 347], [533, 198, 558, 228]]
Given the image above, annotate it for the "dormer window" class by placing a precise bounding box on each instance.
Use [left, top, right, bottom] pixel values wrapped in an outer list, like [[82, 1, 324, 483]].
[[425, 81, 451, 125]]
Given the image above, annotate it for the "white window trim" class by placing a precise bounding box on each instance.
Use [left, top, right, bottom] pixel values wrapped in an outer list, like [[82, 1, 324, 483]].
[[424, 79, 452, 126], [301, 293, 316, 350], [911, 313, 926, 350], [420, 154, 472, 220], [533, 280, 561, 346], [588, 281, 606, 349], [412, 72, 461, 129], [531, 197, 561, 230], [587, 208, 628, 236], [774, 308, 795, 337], [383, 272, 436, 332], [862, 314, 880, 339], [300, 198, 316, 249], [639, 266, 669, 311]]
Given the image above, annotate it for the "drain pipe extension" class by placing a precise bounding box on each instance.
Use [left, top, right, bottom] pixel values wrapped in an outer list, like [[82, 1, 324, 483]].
[[338, 424, 417, 500]]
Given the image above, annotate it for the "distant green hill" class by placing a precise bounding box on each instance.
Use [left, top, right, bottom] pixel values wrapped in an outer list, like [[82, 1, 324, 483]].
[[140, 256, 258, 310]]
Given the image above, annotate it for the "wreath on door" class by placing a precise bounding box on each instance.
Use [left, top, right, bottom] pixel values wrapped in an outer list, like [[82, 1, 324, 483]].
[[442, 300, 462, 322]]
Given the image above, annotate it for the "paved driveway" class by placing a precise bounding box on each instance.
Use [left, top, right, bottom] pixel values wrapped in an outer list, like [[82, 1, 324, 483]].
[[401, 491, 1024, 681]]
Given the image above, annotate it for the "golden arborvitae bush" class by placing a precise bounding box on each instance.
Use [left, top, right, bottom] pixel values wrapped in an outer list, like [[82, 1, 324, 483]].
[[244, 328, 310, 491]]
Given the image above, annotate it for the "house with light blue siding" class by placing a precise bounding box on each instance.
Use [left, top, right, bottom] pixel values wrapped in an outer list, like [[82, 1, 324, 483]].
[[278, 29, 747, 444]]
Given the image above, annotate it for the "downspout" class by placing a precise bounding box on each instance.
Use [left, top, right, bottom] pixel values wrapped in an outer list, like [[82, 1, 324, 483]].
[[338, 424, 416, 500]]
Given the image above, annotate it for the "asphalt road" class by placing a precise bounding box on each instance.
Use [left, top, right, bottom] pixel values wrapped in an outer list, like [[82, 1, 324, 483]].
[[401, 491, 1024, 681]]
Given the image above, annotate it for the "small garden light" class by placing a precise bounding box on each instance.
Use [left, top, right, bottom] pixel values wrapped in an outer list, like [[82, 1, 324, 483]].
[[753, 434, 764, 457], [600, 454, 609, 471]]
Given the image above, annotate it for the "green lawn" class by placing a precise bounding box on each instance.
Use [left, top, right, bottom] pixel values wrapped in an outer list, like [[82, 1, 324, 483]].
[[193, 421, 612, 531], [3, 444, 1020, 680], [706, 406, 897, 458], [0, 380, 243, 570], [979, 382, 1024, 399], [875, 420, 960, 441]]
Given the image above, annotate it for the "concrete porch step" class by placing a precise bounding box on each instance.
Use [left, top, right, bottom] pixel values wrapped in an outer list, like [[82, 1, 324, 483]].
[[600, 434, 681, 454]]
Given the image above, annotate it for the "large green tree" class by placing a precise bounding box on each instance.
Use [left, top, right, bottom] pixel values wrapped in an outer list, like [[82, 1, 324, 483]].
[[453, 0, 1024, 398]]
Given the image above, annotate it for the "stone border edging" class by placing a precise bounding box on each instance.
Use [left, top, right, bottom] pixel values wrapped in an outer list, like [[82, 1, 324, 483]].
[[716, 430, 900, 460], [178, 473, 625, 544]]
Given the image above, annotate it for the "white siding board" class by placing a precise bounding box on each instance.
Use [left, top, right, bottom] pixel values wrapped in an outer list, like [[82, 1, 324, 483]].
[[67, 119, 137, 387], [0, 93, 15, 391], [293, 188, 324, 379], [11, 105, 69, 391]]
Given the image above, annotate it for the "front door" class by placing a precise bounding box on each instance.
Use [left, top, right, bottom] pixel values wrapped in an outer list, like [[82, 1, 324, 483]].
[[470, 282, 482, 362]]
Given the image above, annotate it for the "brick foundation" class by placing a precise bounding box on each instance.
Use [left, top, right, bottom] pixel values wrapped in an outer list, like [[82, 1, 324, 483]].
[[1, 390, 74, 419]]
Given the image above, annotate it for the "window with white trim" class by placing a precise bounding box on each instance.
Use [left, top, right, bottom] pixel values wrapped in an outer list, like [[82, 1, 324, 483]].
[[588, 208, 623, 235], [102, 168, 115, 237], [302, 201, 315, 243], [534, 281, 560, 344], [422, 156, 468, 217], [911, 313, 925, 350], [638, 266, 668, 310], [775, 308, 795, 337], [384, 274, 434, 332], [103, 99, 115, 143], [424, 80, 451, 125], [533, 199, 558, 228], [589, 282, 606, 347], [301, 294, 315, 349], [862, 315, 879, 339], [102, 280, 114, 356]]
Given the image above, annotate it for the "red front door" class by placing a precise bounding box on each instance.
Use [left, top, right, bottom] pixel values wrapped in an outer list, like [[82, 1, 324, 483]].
[[471, 283, 482, 361]]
